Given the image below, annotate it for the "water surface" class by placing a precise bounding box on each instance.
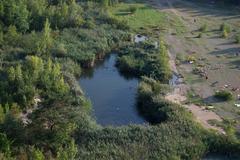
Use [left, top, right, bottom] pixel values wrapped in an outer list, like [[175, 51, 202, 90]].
[[79, 54, 146, 126], [203, 154, 240, 160]]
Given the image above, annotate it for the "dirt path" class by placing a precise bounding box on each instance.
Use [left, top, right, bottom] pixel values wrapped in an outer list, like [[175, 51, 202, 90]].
[[166, 59, 225, 133], [148, 0, 226, 133], [166, 55, 225, 134], [20, 97, 41, 125], [185, 104, 225, 133]]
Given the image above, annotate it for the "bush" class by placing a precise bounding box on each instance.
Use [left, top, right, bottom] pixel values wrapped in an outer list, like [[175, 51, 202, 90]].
[[197, 33, 203, 38], [117, 40, 171, 82], [200, 24, 207, 32], [187, 55, 196, 62], [83, 19, 96, 29], [214, 90, 233, 101], [220, 23, 231, 38], [220, 23, 231, 33], [176, 53, 185, 65], [222, 29, 229, 38], [129, 6, 137, 13], [235, 33, 240, 43]]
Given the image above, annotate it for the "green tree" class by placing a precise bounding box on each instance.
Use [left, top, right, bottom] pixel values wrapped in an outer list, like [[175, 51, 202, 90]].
[[37, 19, 53, 56], [26, 56, 44, 82], [27, 0, 48, 30], [15, 65, 23, 82], [67, 1, 84, 27], [4, 25, 20, 46], [0, 0, 29, 32], [7, 67, 16, 82], [15, 1, 29, 32]]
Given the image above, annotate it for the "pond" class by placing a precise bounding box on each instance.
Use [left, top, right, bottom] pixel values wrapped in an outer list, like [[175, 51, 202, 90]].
[[203, 154, 240, 160], [79, 54, 146, 126]]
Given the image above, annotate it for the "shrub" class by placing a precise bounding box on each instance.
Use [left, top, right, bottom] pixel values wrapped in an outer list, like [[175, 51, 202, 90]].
[[187, 55, 196, 62], [222, 29, 229, 38], [129, 6, 137, 13], [176, 53, 185, 65], [220, 23, 231, 33], [220, 23, 231, 38], [197, 33, 202, 38], [235, 33, 240, 43], [117, 40, 171, 82], [214, 90, 233, 101], [200, 24, 207, 32], [83, 19, 96, 29]]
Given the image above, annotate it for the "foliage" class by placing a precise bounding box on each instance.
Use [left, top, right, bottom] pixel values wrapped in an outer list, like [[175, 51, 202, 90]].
[[220, 23, 231, 33], [4, 25, 21, 47], [31, 147, 45, 160], [0, 133, 11, 157], [200, 24, 207, 32], [220, 23, 231, 38], [0, 0, 29, 32], [235, 33, 240, 43], [197, 32, 203, 38], [117, 40, 172, 82], [56, 139, 78, 160], [0, 0, 85, 32], [109, 3, 184, 33], [137, 77, 172, 123], [55, 26, 130, 66], [214, 90, 233, 101], [37, 19, 53, 56], [129, 6, 138, 13], [222, 29, 229, 38], [0, 56, 69, 108]]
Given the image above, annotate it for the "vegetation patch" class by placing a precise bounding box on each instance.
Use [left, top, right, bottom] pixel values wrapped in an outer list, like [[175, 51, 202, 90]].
[[220, 23, 231, 38], [109, 2, 185, 33], [214, 90, 234, 101], [117, 40, 172, 82]]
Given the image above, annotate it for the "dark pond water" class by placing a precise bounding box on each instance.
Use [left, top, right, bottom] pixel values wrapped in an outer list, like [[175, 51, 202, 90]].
[[203, 154, 240, 160], [79, 54, 146, 126]]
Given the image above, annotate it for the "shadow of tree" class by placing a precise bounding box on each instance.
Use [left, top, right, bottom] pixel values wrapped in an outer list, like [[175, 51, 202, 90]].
[[174, 1, 240, 20], [209, 47, 240, 55]]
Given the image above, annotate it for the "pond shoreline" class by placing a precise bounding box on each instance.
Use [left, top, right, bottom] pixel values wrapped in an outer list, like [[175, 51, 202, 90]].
[[79, 54, 146, 126]]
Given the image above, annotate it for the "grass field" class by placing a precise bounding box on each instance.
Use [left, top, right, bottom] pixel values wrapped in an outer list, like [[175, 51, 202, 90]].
[[109, 2, 185, 34]]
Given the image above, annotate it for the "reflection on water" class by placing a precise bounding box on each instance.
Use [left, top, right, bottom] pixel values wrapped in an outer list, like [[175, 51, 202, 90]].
[[79, 54, 146, 126]]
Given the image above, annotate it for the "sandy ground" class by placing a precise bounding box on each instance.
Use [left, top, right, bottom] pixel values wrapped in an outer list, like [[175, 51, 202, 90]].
[[185, 104, 225, 133], [165, 61, 225, 133], [166, 60, 225, 133]]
